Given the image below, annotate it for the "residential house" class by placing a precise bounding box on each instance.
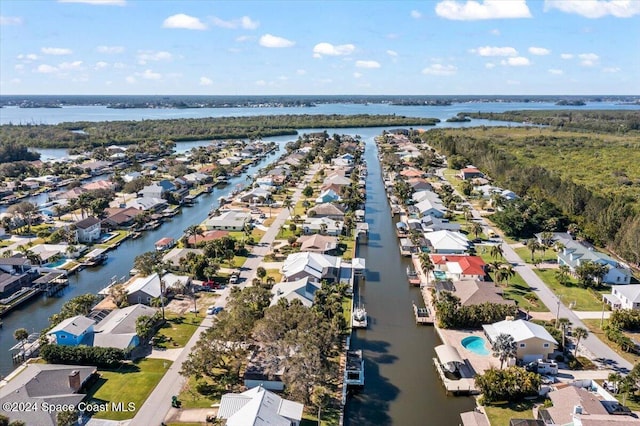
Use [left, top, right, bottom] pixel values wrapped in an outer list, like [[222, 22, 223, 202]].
[[101, 207, 143, 229], [281, 252, 342, 283], [408, 178, 433, 192], [297, 234, 338, 254], [537, 385, 609, 426], [183, 172, 212, 186], [315, 189, 341, 204], [332, 153, 354, 166], [161, 272, 191, 292], [355, 222, 369, 244], [302, 217, 343, 236], [437, 278, 515, 308], [82, 180, 116, 192], [93, 304, 158, 351], [217, 386, 303, 426], [412, 190, 447, 218], [430, 255, 486, 281], [139, 183, 165, 199], [47, 315, 95, 346], [603, 284, 640, 310], [162, 248, 204, 269], [243, 351, 285, 391], [270, 277, 321, 308], [0, 257, 35, 298], [0, 364, 97, 426], [205, 210, 251, 231], [238, 187, 271, 204], [75, 216, 101, 243], [459, 166, 484, 180], [557, 239, 632, 285], [187, 230, 229, 246], [421, 215, 461, 232], [126, 273, 162, 305], [122, 171, 142, 183], [424, 230, 470, 254], [483, 319, 558, 363], [308, 203, 345, 220], [125, 197, 167, 212], [322, 173, 351, 188], [399, 168, 425, 179]]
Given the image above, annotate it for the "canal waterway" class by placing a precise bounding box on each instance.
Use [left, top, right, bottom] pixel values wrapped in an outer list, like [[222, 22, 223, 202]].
[[345, 134, 475, 425], [0, 149, 281, 376]]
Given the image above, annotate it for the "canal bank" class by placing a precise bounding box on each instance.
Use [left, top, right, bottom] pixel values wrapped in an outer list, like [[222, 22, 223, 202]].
[[0, 150, 282, 377], [345, 135, 475, 425]]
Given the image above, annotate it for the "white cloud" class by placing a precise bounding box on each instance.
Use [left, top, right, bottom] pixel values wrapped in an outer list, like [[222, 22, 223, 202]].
[[548, 68, 564, 74], [162, 14, 207, 30], [58, 0, 126, 5], [501, 56, 530, 66], [312, 42, 355, 57], [17, 53, 38, 61], [96, 45, 124, 54], [236, 35, 253, 42], [255, 80, 267, 86], [113, 62, 127, 69], [259, 34, 295, 48], [58, 60, 83, 70], [529, 46, 551, 55], [125, 76, 136, 84], [473, 46, 518, 56], [0, 16, 23, 25], [296, 69, 306, 75], [422, 63, 458, 75], [212, 15, 259, 30], [435, 0, 532, 20], [240, 16, 259, 29], [200, 77, 213, 86], [485, 62, 496, 69], [490, 28, 500, 35], [544, 0, 640, 18], [353, 72, 363, 78], [137, 69, 162, 80], [386, 50, 398, 57], [411, 10, 422, 18], [36, 64, 58, 73], [95, 61, 108, 69], [355, 60, 381, 69], [578, 52, 599, 66], [603, 67, 620, 73], [14, 64, 24, 71], [137, 50, 172, 65], [41, 47, 73, 55], [560, 53, 574, 59]]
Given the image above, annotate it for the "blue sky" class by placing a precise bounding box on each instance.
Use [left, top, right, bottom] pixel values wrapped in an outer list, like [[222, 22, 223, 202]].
[[1, 0, 638, 95]]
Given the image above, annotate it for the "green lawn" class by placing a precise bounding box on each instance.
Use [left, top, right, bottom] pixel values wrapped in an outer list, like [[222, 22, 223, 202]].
[[514, 246, 557, 264], [343, 297, 352, 330], [155, 312, 202, 348], [178, 375, 222, 409], [534, 269, 607, 311], [301, 406, 341, 426], [503, 272, 549, 312], [86, 358, 171, 420], [266, 269, 283, 283], [484, 400, 536, 426]]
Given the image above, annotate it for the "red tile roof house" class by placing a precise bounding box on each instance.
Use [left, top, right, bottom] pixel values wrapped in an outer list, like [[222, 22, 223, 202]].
[[430, 254, 487, 281], [459, 167, 484, 180], [187, 230, 229, 246]]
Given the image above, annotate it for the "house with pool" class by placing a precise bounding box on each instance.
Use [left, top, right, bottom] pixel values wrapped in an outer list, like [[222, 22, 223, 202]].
[[483, 319, 558, 363]]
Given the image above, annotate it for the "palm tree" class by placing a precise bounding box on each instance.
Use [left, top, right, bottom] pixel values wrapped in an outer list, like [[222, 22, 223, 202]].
[[491, 333, 517, 369], [489, 244, 503, 260], [573, 326, 589, 357], [419, 252, 434, 286], [470, 222, 483, 239], [14, 328, 29, 355], [526, 239, 540, 263], [184, 224, 203, 248], [494, 267, 509, 287], [283, 197, 293, 217], [501, 264, 515, 286], [555, 265, 571, 286]]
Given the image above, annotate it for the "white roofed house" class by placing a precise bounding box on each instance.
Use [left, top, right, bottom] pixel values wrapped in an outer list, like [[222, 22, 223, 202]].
[[557, 238, 632, 285], [424, 230, 469, 254], [483, 319, 558, 363], [217, 386, 303, 426], [238, 187, 271, 204], [93, 304, 158, 351], [125, 273, 162, 305], [270, 277, 321, 307], [302, 217, 343, 236], [125, 197, 168, 212], [205, 210, 252, 231], [603, 284, 640, 310], [281, 252, 342, 283], [307, 203, 346, 220]]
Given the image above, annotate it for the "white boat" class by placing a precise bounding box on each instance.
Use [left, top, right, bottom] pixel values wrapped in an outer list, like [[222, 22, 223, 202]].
[[352, 305, 368, 329]]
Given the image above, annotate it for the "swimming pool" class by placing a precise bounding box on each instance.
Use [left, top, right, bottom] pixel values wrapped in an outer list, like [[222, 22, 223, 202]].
[[433, 270, 447, 280], [45, 258, 68, 268], [461, 336, 490, 356]]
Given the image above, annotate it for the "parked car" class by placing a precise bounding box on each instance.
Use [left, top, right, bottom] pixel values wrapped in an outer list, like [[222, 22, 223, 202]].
[[207, 306, 223, 315], [229, 273, 240, 284], [203, 280, 221, 289], [525, 359, 558, 375]]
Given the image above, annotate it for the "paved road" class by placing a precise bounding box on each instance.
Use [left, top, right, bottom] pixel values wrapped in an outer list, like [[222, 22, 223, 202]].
[[435, 166, 633, 373], [130, 164, 319, 426]]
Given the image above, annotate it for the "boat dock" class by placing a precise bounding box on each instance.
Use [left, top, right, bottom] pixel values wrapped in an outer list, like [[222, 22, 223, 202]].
[[412, 302, 434, 325], [432, 358, 478, 396]]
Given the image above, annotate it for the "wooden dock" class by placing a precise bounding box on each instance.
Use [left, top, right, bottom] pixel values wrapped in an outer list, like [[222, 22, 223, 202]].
[[412, 302, 434, 325]]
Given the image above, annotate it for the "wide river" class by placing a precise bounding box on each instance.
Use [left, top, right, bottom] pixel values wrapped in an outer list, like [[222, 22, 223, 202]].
[[1, 101, 637, 424]]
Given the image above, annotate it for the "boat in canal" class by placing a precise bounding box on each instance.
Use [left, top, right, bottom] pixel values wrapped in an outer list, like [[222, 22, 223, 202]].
[[352, 305, 368, 329], [345, 349, 365, 388]]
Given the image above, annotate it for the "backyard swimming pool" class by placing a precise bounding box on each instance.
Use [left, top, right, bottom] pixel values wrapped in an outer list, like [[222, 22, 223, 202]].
[[461, 336, 490, 356], [45, 258, 68, 268]]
